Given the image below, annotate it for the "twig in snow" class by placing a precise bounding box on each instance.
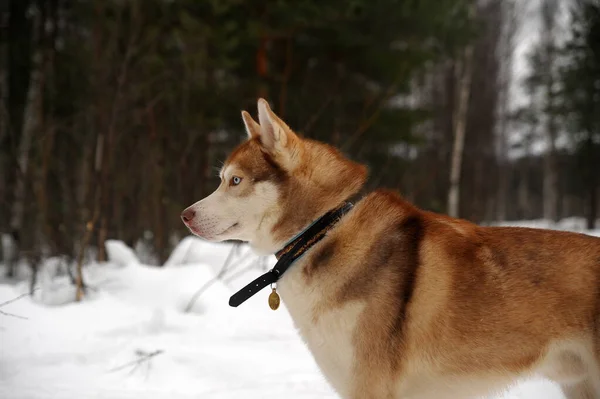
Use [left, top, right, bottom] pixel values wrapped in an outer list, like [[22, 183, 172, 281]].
[[108, 349, 164, 374], [0, 288, 39, 320], [183, 243, 242, 312], [0, 309, 28, 319], [222, 256, 269, 286], [0, 291, 33, 308]]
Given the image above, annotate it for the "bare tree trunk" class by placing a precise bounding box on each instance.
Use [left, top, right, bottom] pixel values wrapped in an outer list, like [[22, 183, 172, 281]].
[[11, 35, 41, 236], [588, 185, 597, 231], [0, 84, 8, 267], [150, 104, 168, 265], [75, 132, 103, 301], [97, 216, 108, 262], [96, 1, 139, 262], [8, 8, 43, 276], [543, 141, 559, 221], [541, 0, 560, 223], [36, 123, 55, 249], [496, 93, 509, 221], [447, 44, 474, 218], [496, 163, 508, 221], [35, 0, 58, 258], [0, 39, 7, 225], [257, 34, 269, 99], [57, 143, 74, 256], [517, 164, 529, 220], [585, 132, 599, 230], [5, 0, 34, 250], [496, 0, 522, 222]]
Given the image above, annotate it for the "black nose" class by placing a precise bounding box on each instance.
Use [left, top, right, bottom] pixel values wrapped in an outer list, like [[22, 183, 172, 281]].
[[181, 208, 196, 223]]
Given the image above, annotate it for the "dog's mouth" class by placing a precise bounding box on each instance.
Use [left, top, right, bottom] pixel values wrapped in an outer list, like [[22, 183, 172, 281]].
[[188, 222, 239, 240], [219, 222, 239, 236]]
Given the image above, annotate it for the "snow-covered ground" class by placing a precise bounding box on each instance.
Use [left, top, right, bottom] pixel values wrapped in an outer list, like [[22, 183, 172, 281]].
[[1, 220, 598, 399]]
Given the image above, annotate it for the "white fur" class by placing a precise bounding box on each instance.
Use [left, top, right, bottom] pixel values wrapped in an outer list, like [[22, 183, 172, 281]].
[[183, 163, 282, 253], [393, 337, 600, 399], [537, 337, 600, 397], [278, 258, 364, 398], [395, 374, 519, 399]]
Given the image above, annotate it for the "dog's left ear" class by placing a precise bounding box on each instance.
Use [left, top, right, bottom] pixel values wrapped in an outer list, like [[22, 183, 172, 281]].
[[258, 98, 300, 156], [241, 111, 261, 139]]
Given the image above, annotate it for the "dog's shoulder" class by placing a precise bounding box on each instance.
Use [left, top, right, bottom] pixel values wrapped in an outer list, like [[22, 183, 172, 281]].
[[350, 189, 479, 243], [351, 189, 420, 225]]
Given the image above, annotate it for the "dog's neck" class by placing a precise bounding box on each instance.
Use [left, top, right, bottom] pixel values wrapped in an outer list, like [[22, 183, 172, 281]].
[[249, 144, 367, 255], [229, 201, 354, 308], [249, 191, 362, 255], [247, 210, 338, 256], [274, 201, 354, 260]]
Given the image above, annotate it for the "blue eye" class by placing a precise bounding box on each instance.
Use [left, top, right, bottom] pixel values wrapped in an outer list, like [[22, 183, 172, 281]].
[[231, 176, 242, 186]]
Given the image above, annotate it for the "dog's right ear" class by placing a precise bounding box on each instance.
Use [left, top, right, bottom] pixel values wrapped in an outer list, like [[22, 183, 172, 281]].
[[256, 98, 299, 149], [255, 98, 303, 168], [241, 111, 261, 140]]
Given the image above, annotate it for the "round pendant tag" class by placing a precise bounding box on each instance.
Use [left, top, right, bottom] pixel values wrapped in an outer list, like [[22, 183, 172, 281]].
[[268, 288, 280, 310]]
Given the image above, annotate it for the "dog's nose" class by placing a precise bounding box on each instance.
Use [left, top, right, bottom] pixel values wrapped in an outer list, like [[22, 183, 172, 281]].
[[181, 208, 196, 223]]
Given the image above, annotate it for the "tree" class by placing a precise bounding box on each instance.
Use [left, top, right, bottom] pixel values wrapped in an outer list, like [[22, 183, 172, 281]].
[[532, 0, 563, 222], [561, 0, 600, 229], [0, 0, 495, 275], [495, 0, 524, 221], [447, 21, 474, 218]]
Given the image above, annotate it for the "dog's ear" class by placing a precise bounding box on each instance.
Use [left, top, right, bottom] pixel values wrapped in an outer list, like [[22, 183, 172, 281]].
[[241, 111, 261, 139], [256, 98, 299, 152]]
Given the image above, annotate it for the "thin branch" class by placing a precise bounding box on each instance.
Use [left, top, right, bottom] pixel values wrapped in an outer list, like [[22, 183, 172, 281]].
[[341, 80, 401, 152], [0, 288, 38, 308], [108, 349, 164, 373], [0, 310, 28, 320], [75, 198, 98, 301], [302, 86, 339, 134], [222, 256, 269, 286], [0, 288, 39, 320], [184, 243, 242, 312], [302, 63, 344, 134]]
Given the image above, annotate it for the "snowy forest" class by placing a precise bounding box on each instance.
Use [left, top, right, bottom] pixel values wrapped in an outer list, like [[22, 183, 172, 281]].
[[1, 0, 599, 271], [2, 1, 600, 398]]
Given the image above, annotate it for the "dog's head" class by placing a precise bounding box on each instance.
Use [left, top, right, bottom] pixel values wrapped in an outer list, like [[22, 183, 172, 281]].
[[181, 99, 367, 254]]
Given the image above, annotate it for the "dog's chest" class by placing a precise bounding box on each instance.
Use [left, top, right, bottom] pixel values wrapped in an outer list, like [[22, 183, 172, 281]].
[[278, 263, 364, 398]]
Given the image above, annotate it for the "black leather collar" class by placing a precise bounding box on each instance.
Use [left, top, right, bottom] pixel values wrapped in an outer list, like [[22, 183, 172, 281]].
[[228, 202, 354, 307]]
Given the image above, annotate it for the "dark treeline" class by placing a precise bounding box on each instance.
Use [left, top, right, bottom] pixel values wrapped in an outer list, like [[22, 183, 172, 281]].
[[1, 0, 599, 275]]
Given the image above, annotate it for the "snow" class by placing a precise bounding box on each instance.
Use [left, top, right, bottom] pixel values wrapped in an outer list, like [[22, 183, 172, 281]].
[[491, 217, 600, 237], [34, 256, 78, 306], [106, 239, 140, 267], [2, 220, 597, 398]]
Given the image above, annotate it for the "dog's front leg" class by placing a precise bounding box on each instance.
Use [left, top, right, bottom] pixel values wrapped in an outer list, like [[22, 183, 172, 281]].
[[349, 389, 395, 399], [347, 377, 395, 399]]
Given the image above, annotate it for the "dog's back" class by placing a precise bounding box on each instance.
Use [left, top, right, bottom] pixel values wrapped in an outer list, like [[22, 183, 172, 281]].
[[280, 188, 600, 398]]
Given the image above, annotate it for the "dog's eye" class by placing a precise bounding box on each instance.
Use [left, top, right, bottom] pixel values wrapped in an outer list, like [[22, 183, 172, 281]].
[[230, 176, 242, 186]]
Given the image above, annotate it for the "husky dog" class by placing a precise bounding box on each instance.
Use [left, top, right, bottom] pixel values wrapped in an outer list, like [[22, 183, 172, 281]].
[[181, 98, 600, 399]]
